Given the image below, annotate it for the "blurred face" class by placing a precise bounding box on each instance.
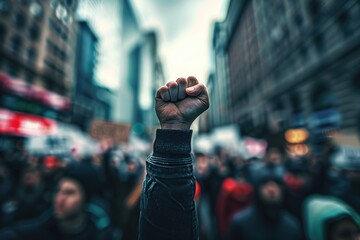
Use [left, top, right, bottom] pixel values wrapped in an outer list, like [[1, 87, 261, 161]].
[[54, 179, 84, 220], [267, 148, 283, 164], [196, 155, 209, 176], [128, 161, 138, 173], [23, 170, 41, 188], [259, 181, 282, 204], [330, 218, 360, 240], [92, 155, 102, 166]]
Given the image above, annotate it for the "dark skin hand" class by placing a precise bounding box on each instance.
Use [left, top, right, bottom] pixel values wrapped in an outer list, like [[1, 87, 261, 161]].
[[155, 76, 210, 130]]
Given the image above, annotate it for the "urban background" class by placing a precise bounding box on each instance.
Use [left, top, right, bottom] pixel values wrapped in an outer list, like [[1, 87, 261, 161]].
[[0, 0, 360, 240]]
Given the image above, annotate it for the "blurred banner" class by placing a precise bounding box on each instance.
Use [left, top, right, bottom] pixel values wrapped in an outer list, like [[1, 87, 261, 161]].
[[0, 72, 71, 111], [90, 120, 131, 144], [0, 108, 57, 136]]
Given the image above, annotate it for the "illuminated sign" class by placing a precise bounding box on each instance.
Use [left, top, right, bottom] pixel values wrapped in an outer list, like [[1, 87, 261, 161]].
[[287, 143, 310, 156], [244, 138, 267, 157], [0, 108, 57, 136], [0, 72, 71, 111], [285, 128, 309, 144]]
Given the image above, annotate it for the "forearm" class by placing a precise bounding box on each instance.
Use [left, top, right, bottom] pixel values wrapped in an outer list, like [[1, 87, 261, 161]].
[[139, 129, 198, 240]]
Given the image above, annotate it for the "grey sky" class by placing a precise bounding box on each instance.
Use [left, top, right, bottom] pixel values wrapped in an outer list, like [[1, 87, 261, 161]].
[[131, 0, 229, 83]]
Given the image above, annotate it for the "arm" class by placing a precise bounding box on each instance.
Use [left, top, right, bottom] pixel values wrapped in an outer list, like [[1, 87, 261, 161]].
[[138, 77, 209, 240]]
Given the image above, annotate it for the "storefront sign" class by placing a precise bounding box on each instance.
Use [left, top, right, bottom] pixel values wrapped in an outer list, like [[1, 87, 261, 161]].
[[0, 108, 57, 136], [0, 72, 71, 111]]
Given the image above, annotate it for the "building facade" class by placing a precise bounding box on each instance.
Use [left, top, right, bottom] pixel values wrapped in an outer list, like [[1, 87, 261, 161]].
[[75, 0, 163, 135], [72, 20, 112, 131], [0, 0, 77, 96], [0, 0, 78, 152], [208, 0, 360, 143]]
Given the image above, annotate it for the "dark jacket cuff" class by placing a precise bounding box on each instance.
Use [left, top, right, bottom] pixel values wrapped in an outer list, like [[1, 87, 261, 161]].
[[153, 129, 192, 158]]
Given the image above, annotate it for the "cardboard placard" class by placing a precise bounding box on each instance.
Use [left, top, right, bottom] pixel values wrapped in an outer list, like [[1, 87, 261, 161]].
[[90, 121, 131, 144]]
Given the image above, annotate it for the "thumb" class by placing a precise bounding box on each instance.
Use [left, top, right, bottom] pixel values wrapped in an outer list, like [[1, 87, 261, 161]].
[[186, 84, 205, 97]]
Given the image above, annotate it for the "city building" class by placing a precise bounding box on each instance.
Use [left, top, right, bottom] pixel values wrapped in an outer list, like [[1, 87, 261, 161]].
[[72, 20, 112, 131], [208, 0, 360, 145], [0, 0, 78, 152], [203, 22, 231, 131], [130, 31, 165, 135], [0, 0, 78, 121], [77, 0, 134, 123], [77, 0, 165, 135]]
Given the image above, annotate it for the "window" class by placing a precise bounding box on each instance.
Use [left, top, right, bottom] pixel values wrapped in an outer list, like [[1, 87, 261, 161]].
[[300, 46, 308, 60], [10, 35, 22, 53], [44, 59, 65, 76], [0, 24, 5, 44], [294, 13, 303, 28], [25, 71, 34, 83], [29, 2, 43, 20], [13, 11, 26, 29], [27, 48, 37, 62], [18, 0, 29, 5], [47, 39, 67, 62], [65, 0, 74, 7], [353, 72, 360, 90], [311, 84, 335, 111], [29, 24, 40, 41], [337, 10, 351, 36], [0, 0, 10, 15], [8, 63, 19, 77], [61, 32, 68, 41], [307, 0, 320, 22], [314, 34, 324, 52]]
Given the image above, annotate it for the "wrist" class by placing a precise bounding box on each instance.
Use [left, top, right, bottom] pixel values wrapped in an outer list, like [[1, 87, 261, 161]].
[[160, 121, 191, 130]]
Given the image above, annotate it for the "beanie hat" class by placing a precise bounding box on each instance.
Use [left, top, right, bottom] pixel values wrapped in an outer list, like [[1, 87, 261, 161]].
[[61, 162, 100, 201]]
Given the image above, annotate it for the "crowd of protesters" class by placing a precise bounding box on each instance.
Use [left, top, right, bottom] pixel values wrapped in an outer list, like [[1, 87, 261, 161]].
[[0, 142, 146, 240], [194, 138, 360, 240], [0, 132, 359, 240], [0, 75, 359, 240]]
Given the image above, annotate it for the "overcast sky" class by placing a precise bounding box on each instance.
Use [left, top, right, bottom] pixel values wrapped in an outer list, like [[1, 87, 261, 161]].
[[131, 0, 229, 84]]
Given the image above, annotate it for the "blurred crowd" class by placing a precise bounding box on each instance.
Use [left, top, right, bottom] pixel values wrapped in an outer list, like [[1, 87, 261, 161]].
[[0, 134, 359, 240], [0, 141, 146, 240], [194, 137, 360, 240]]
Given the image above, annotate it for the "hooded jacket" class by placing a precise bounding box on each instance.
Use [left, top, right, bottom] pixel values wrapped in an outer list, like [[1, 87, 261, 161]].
[[227, 165, 301, 240], [304, 195, 360, 240], [0, 204, 119, 240]]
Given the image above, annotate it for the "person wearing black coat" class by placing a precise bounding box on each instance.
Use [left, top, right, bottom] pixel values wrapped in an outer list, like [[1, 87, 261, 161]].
[[227, 165, 302, 240], [138, 76, 209, 240], [0, 163, 120, 240]]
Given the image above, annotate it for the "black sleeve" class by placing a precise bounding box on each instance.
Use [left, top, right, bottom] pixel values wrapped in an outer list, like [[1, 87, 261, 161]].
[[138, 129, 198, 240]]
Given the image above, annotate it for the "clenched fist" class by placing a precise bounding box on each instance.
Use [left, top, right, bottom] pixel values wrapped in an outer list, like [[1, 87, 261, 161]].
[[155, 76, 210, 130]]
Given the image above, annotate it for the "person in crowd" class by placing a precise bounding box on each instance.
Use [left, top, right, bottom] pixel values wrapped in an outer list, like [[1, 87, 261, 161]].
[[227, 166, 301, 240], [326, 142, 360, 213], [195, 152, 218, 240], [304, 195, 360, 240], [283, 157, 314, 239], [216, 169, 253, 238], [139, 76, 209, 240], [116, 153, 145, 240], [0, 162, 14, 227], [0, 167, 50, 227], [0, 163, 120, 240], [248, 146, 286, 184]]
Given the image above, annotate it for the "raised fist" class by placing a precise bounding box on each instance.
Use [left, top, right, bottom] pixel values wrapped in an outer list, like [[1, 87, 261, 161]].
[[155, 76, 210, 130]]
